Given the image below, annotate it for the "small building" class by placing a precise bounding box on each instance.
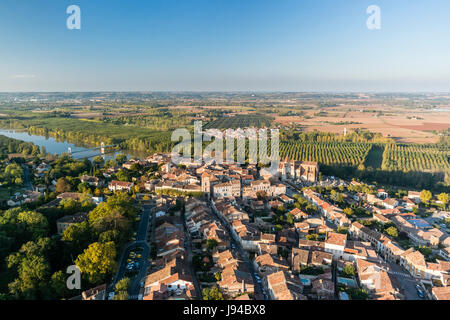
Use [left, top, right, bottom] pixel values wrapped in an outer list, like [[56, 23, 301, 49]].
[[57, 212, 88, 235], [108, 180, 134, 192], [81, 284, 107, 300], [80, 175, 101, 187]]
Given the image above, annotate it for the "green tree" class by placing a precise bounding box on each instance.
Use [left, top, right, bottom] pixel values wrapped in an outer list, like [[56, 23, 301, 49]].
[[50, 270, 70, 299], [113, 277, 130, 300], [337, 226, 348, 234], [348, 288, 369, 300], [437, 193, 449, 209], [385, 226, 399, 238], [93, 156, 104, 168], [306, 234, 319, 241], [62, 221, 92, 253], [17, 211, 49, 240], [59, 198, 82, 214], [98, 229, 121, 244], [202, 286, 224, 300], [206, 239, 219, 251], [343, 208, 354, 217], [4, 163, 24, 185], [343, 264, 356, 277], [115, 154, 128, 165], [0, 231, 14, 261], [286, 213, 294, 225], [420, 190, 432, 205], [7, 240, 52, 299], [418, 246, 433, 257], [77, 182, 92, 194], [75, 241, 117, 284]]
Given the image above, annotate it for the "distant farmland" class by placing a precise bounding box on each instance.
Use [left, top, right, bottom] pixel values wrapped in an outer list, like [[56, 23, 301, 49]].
[[204, 114, 273, 129]]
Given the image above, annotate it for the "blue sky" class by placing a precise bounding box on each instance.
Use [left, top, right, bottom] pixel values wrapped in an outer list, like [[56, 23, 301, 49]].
[[1, 0, 450, 92]]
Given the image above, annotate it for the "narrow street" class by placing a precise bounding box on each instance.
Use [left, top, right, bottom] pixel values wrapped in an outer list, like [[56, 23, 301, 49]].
[[181, 203, 203, 299], [208, 203, 265, 300], [231, 233, 265, 300], [332, 260, 338, 300], [385, 261, 426, 300], [21, 164, 33, 191], [107, 201, 153, 299], [183, 222, 203, 299]]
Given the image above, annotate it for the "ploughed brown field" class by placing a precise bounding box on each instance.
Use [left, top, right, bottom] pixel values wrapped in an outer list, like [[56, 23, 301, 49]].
[[394, 122, 450, 131], [273, 106, 450, 144]]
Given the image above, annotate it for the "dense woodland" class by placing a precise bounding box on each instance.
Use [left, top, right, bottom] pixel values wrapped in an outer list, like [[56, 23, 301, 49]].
[[0, 150, 139, 300]]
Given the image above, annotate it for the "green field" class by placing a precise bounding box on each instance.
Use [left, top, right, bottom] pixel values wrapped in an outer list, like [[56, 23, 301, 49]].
[[280, 141, 371, 167], [204, 114, 274, 129], [382, 144, 450, 173]]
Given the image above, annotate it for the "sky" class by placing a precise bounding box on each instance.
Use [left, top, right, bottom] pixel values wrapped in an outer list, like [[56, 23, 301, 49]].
[[1, 0, 450, 92]]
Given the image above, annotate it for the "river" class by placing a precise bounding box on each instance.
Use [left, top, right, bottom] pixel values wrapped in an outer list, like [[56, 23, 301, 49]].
[[0, 129, 148, 160]]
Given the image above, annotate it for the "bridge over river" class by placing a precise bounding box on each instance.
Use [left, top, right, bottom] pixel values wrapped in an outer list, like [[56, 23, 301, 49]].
[[68, 142, 119, 158], [0, 129, 147, 160]]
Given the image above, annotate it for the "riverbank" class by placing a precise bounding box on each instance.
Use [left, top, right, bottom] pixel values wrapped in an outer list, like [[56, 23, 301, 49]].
[[0, 129, 149, 160]]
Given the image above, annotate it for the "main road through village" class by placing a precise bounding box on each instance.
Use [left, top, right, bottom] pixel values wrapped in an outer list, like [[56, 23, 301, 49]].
[[107, 201, 154, 299]]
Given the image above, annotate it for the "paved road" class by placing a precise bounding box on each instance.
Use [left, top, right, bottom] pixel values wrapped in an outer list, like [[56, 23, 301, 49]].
[[182, 218, 203, 299], [21, 164, 33, 191], [107, 202, 153, 299], [230, 227, 265, 300], [128, 204, 153, 298], [209, 204, 265, 300], [384, 261, 426, 300]]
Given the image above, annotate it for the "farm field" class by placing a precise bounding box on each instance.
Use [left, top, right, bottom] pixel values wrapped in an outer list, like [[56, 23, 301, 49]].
[[279, 142, 371, 167], [273, 108, 450, 144], [0, 92, 448, 190], [204, 114, 273, 129]]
